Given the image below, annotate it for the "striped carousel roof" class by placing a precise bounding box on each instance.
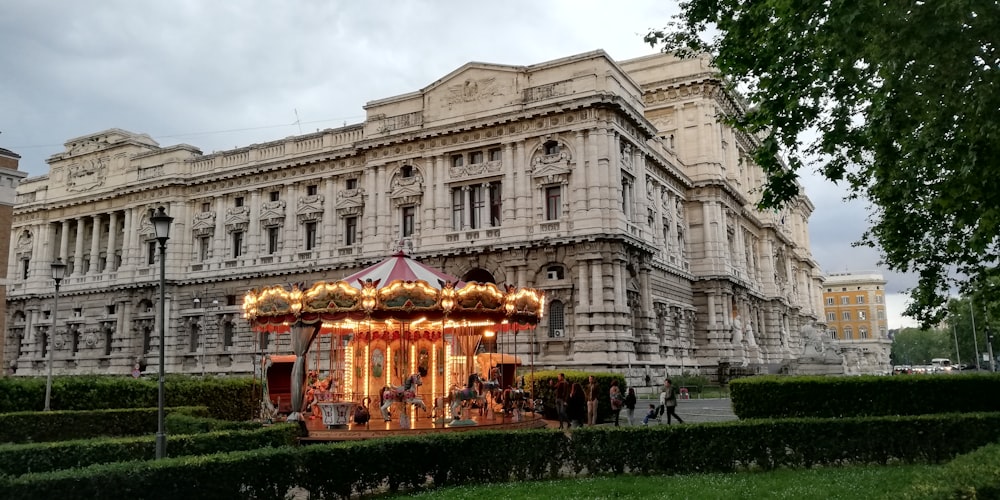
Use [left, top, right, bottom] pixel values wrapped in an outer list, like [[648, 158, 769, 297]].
[[342, 252, 460, 290]]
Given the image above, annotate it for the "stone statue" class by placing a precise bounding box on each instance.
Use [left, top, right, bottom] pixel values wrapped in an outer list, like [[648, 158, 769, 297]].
[[745, 320, 757, 347], [730, 314, 744, 344]]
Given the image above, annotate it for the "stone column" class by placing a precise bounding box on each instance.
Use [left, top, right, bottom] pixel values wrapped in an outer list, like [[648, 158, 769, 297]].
[[213, 197, 226, 261], [106, 211, 119, 272], [248, 189, 261, 259], [435, 155, 449, 231], [324, 177, 337, 249], [120, 209, 133, 270], [518, 142, 531, 221], [501, 145, 515, 223], [363, 165, 378, 250], [576, 261, 590, 313], [88, 215, 101, 274], [285, 184, 299, 252], [573, 131, 587, 215], [590, 258, 603, 312], [73, 217, 85, 276], [612, 258, 625, 311], [59, 220, 70, 263]]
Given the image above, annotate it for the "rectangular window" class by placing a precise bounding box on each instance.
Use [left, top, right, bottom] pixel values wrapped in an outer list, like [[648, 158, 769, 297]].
[[452, 188, 465, 230], [401, 206, 415, 237], [856, 295, 865, 304], [546, 185, 561, 220], [827, 312, 836, 321], [201, 202, 211, 212], [841, 296, 849, 305], [305, 222, 317, 250], [267, 227, 279, 254], [469, 184, 484, 229], [875, 295, 884, 304], [877, 310, 885, 320], [842, 311, 851, 321], [346, 178, 358, 190], [488, 148, 501, 162], [235, 197, 244, 207], [344, 216, 357, 245], [147, 241, 156, 265], [269, 191, 280, 202], [451, 154, 464, 167], [22, 259, 29, 279], [306, 185, 318, 196], [198, 236, 210, 261], [826, 297, 834, 306], [489, 182, 502, 227], [858, 310, 867, 320], [470, 151, 484, 164], [232, 232, 243, 258]]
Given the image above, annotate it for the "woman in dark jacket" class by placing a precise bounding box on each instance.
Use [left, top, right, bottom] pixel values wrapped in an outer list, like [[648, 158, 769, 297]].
[[623, 387, 637, 425], [568, 382, 586, 428]]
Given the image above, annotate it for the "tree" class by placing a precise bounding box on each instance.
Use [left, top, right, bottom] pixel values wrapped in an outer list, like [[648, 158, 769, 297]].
[[647, 1, 1000, 326], [889, 327, 951, 367]]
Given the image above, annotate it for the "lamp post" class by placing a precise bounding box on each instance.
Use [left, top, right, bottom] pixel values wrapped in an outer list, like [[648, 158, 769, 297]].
[[151, 206, 173, 459], [45, 258, 67, 411]]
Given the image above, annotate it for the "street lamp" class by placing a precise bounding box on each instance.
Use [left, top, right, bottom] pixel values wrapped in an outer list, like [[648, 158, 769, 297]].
[[45, 258, 67, 411], [151, 206, 173, 459]]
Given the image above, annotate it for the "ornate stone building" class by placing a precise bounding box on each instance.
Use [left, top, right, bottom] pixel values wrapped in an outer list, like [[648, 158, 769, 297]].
[[5, 51, 825, 385]]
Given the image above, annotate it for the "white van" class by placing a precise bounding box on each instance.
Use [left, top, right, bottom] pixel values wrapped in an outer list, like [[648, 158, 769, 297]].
[[930, 358, 953, 372]]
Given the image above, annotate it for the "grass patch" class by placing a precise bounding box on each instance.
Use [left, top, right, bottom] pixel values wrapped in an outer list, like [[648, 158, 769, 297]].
[[399, 464, 931, 499]]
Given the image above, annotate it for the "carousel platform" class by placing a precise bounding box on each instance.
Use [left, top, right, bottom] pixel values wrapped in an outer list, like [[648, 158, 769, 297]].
[[299, 411, 547, 442]]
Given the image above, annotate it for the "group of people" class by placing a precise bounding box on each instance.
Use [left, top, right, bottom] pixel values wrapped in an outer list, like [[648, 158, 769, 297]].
[[553, 373, 685, 428]]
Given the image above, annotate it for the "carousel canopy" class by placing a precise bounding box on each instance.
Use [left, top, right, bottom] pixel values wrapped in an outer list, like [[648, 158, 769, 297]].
[[242, 252, 545, 333], [342, 252, 460, 290]]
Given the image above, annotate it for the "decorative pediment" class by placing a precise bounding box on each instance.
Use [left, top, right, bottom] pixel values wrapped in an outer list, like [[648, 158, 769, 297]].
[[225, 206, 250, 233], [192, 211, 216, 234], [337, 205, 363, 217], [392, 195, 422, 209], [66, 157, 109, 192], [449, 160, 502, 180], [260, 200, 287, 227], [337, 188, 364, 210], [296, 195, 323, 223], [390, 177, 424, 201], [16, 230, 32, 253]]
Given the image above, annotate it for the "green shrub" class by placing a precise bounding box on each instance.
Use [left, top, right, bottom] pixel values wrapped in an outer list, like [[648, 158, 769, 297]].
[[528, 370, 626, 422], [0, 406, 208, 444], [900, 442, 1000, 499], [730, 373, 1000, 418], [0, 424, 298, 477], [0, 375, 259, 420]]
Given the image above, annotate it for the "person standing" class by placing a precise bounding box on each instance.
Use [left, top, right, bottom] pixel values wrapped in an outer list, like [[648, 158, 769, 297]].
[[568, 382, 586, 428], [609, 380, 624, 427], [663, 378, 685, 424], [586, 375, 600, 426], [624, 387, 637, 425], [554, 373, 570, 429]]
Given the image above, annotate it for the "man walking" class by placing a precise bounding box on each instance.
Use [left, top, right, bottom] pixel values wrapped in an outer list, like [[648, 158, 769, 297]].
[[554, 373, 570, 429]]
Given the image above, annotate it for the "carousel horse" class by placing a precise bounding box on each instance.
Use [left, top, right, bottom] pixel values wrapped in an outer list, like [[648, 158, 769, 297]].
[[379, 371, 427, 421], [450, 374, 486, 419]]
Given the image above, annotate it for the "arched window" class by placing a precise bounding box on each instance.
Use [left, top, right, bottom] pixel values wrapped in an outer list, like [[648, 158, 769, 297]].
[[859, 326, 868, 339], [829, 327, 837, 339], [844, 326, 853, 339], [543, 140, 560, 155], [548, 300, 565, 338], [401, 165, 414, 178]]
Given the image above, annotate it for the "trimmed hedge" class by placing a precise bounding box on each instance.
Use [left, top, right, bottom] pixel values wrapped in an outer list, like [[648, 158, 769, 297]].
[[2, 412, 997, 498], [730, 373, 1000, 418], [0, 423, 298, 477], [0, 406, 210, 444], [901, 442, 1000, 499], [0, 375, 259, 420]]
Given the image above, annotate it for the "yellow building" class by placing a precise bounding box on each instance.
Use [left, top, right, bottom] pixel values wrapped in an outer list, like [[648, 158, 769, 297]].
[[823, 273, 889, 341]]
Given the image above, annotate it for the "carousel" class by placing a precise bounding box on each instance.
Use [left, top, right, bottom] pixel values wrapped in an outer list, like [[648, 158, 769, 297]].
[[241, 251, 546, 439]]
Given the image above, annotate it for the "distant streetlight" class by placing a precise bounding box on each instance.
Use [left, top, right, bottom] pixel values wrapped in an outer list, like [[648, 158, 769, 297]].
[[44, 258, 67, 411], [151, 206, 173, 459]]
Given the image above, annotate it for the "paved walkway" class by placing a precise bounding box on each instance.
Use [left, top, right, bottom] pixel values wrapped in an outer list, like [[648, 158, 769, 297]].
[[544, 397, 737, 428]]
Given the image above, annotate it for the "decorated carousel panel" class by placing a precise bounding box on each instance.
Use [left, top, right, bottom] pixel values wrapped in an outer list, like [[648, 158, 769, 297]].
[[243, 252, 544, 430]]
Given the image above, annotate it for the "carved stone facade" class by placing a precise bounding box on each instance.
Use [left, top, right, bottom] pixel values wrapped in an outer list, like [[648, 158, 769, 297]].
[[5, 51, 826, 385]]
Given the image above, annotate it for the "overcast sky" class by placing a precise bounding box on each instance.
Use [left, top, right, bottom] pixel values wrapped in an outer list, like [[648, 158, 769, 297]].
[[0, 0, 918, 327]]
